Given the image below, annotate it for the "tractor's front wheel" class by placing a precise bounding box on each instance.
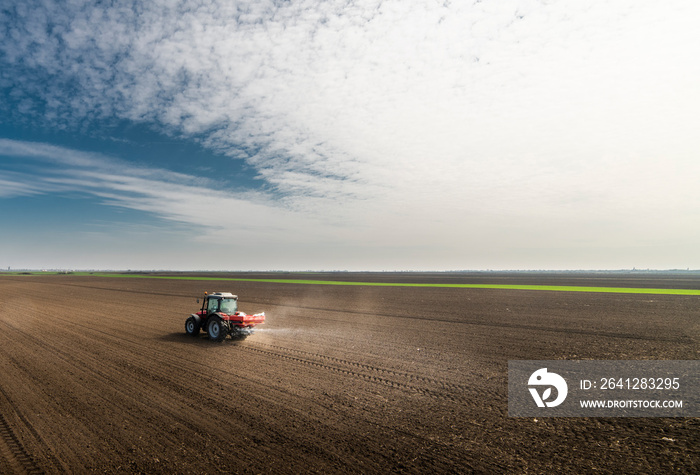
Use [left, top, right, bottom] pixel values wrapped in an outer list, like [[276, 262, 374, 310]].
[[185, 316, 200, 336], [207, 316, 228, 342]]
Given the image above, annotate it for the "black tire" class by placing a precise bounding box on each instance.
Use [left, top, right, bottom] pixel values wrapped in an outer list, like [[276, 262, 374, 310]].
[[185, 316, 200, 336], [207, 316, 227, 342]]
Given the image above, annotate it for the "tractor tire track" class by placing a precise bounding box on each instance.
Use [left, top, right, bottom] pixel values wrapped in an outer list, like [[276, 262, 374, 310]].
[[0, 413, 43, 475], [253, 342, 477, 393], [239, 343, 489, 404], [0, 387, 45, 475]]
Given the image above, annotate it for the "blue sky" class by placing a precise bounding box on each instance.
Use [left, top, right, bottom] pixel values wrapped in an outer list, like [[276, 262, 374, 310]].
[[1, 0, 699, 271]]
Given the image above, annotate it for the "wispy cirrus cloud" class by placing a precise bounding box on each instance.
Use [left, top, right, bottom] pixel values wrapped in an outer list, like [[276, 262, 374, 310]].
[[0, 138, 329, 248], [0, 172, 45, 197]]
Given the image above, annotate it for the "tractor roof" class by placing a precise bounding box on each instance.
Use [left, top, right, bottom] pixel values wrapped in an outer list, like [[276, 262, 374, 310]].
[[207, 292, 238, 299]]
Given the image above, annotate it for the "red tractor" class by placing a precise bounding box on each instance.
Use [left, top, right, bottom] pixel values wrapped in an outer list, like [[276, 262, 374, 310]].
[[185, 292, 265, 341]]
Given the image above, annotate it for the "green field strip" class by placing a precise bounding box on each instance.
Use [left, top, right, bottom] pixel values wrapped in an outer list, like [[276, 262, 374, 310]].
[[55, 273, 700, 296]]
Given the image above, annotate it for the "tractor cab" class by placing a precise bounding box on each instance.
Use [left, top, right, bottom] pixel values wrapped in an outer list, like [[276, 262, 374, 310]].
[[200, 292, 239, 316]]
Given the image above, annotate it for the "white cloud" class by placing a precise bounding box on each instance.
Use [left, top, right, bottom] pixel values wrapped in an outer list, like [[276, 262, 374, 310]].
[[2, 0, 700, 269], [0, 139, 333, 249], [0, 172, 44, 197]]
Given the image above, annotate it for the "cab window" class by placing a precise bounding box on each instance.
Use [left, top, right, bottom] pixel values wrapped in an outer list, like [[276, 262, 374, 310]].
[[219, 299, 238, 314]]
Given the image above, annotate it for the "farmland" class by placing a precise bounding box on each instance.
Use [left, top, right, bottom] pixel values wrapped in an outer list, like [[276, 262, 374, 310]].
[[0, 272, 698, 473]]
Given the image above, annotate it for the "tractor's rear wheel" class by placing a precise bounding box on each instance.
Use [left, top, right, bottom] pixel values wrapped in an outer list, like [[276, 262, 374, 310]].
[[207, 316, 227, 342], [185, 316, 200, 336]]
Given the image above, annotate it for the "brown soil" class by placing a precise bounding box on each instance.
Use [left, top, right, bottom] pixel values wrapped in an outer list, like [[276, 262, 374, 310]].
[[0, 273, 698, 473]]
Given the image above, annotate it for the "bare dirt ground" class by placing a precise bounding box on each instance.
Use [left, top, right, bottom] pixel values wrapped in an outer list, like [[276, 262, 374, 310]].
[[0, 273, 698, 473]]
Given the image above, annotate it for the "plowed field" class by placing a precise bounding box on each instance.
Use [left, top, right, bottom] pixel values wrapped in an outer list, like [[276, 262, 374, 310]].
[[0, 273, 698, 473]]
